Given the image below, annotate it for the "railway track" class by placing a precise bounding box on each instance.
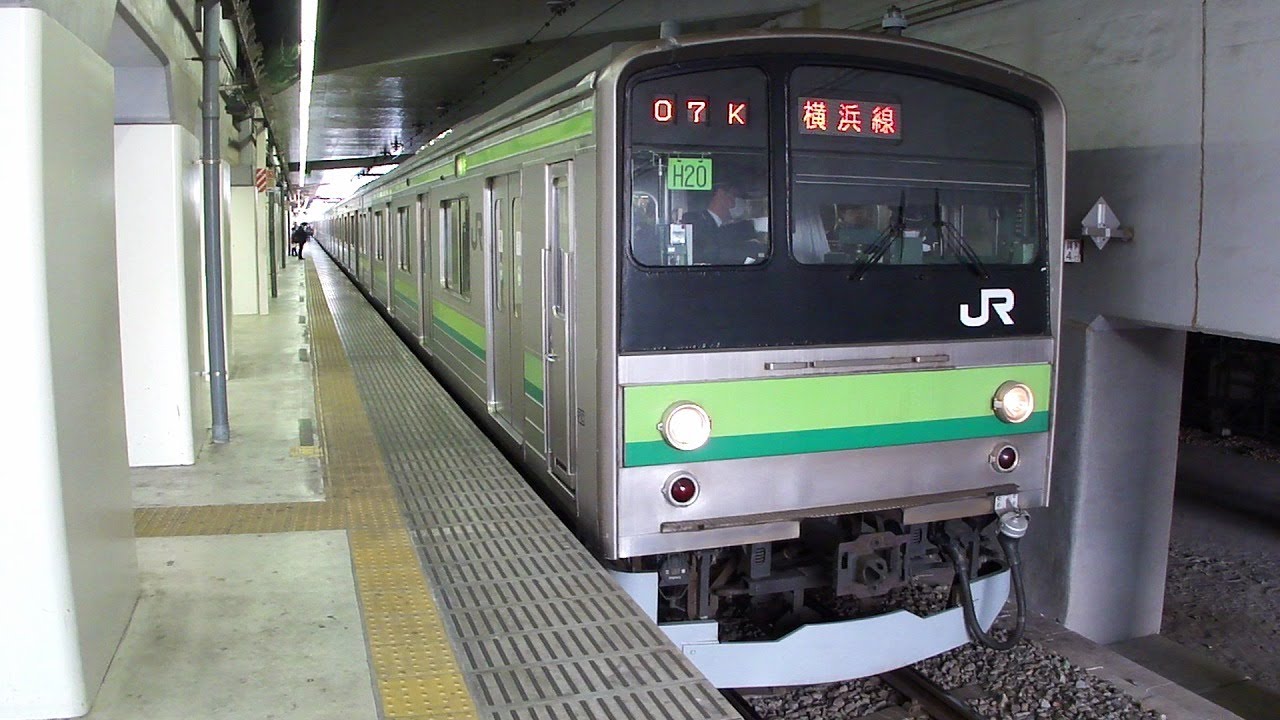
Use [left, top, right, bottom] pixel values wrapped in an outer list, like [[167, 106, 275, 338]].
[[725, 668, 988, 720], [879, 668, 986, 720]]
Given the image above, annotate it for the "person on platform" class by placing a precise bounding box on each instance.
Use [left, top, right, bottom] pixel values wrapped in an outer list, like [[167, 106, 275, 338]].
[[290, 222, 311, 258]]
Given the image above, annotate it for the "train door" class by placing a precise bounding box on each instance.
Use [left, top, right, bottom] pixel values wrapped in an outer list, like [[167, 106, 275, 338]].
[[487, 174, 522, 434], [373, 208, 386, 303], [544, 162, 575, 489]]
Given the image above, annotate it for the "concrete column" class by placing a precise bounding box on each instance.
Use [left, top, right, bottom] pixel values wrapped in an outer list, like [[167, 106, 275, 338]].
[[1024, 317, 1186, 643], [114, 125, 207, 466], [0, 9, 138, 718], [230, 182, 265, 315]]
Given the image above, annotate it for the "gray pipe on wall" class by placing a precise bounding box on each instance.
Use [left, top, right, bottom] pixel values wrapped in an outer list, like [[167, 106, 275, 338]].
[[202, 0, 231, 443]]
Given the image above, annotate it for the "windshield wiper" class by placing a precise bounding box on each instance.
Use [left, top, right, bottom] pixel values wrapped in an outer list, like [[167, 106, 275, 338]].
[[932, 189, 989, 280], [849, 191, 907, 281]]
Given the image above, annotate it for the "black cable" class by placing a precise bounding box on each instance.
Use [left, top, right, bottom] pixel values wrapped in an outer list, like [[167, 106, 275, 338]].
[[943, 534, 1026, 651]]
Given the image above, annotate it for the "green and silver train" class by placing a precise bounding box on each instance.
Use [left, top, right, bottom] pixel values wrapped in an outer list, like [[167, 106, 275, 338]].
[[319, 30, 1064, 687]]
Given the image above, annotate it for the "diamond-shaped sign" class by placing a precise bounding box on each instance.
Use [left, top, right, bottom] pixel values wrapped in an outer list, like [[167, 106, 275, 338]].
[[1081, 197, 1122, 250]]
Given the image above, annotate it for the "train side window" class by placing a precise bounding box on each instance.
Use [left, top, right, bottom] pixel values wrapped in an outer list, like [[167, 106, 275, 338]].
[[416, 194, 428, 274], [493, 199, 504, 312], [374, 210, 385, 260], [512, 197, 522, 319], [441, 197, 471, 299], [397, 207, 410, 271], [551, 177, 569, 316]]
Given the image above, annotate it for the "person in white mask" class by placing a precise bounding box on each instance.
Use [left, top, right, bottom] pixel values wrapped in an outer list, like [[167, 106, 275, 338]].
[[682, 182, 762, 264]]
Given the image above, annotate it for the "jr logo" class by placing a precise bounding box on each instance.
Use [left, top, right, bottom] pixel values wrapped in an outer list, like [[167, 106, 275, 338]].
[[960, 288, 1015, 327]]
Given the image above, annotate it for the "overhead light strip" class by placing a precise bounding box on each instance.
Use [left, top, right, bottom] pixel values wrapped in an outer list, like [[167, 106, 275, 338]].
[[298, 0, 317, 185]]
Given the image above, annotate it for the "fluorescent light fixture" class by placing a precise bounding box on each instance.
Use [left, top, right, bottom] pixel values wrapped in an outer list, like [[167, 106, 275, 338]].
[[298, 0, 318, 185]]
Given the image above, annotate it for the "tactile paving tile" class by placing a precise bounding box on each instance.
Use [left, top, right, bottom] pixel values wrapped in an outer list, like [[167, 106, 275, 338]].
[[305, 271, 482, 720], [310, 252, 739, 720]]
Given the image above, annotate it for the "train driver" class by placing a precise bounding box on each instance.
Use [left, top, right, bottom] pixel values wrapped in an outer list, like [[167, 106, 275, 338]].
[[681, 182, 764, 265], [829, 205, 881, 256]]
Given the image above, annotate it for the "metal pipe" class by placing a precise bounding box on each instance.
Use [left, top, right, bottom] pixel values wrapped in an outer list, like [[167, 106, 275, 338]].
[[267, 190, 278, 298], [281, 196, 289, 270], [202, 0, 231, 443]]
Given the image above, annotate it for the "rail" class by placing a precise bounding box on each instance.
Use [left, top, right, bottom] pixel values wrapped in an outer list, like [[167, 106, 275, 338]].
[[880, 668, 987, 720]]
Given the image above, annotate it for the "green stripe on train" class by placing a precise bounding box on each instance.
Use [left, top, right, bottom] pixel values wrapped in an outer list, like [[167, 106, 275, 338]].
[[432, 301, 485, 360], [409, 159, 455, 187], [625, 412, 1050, 466], [392, 276, 418, 310], [464, 111, 593, 172], [622, 364, 1052, 467], [403, 111, 592, 191], [524, 351, 544, 404]]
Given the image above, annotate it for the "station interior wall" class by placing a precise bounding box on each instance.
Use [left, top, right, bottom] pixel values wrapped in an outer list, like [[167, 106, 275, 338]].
[[899, 0, 1280, 645], [0, 1, 267, 715], [813, 0, 1273, 645], [823, 0, 1280, 344], [0, 9, 139, 719]]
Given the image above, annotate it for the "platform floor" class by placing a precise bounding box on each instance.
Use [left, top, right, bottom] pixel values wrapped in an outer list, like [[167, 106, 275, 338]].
[[92, 257, 377, 720], [89, 249, 737, 720]]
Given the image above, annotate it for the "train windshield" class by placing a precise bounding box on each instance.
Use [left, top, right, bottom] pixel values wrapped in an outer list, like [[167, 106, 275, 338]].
[[789, 66, 1042, 268], [626, 67, 771, 267]]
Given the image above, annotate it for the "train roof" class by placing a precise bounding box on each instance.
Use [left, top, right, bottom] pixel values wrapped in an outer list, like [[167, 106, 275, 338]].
[[336, 43, 630, 210]]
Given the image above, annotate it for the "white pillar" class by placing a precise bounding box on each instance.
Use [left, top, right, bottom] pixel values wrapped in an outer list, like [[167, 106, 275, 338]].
[[230, 183, 266, 315], [0, 9, 138, 718], [114, 125, 208, 466]]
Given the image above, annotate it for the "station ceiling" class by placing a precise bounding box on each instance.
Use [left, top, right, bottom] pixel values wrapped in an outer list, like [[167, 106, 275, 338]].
[[249, 0, 820, 195]]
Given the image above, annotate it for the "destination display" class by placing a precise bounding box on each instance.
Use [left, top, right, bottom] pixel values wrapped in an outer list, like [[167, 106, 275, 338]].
[[797, 97, 901, 139], [650, 95, 750, 127]]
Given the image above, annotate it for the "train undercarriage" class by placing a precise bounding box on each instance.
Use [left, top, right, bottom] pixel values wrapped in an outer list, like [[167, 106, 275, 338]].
[[614, 508, 1030, 687]]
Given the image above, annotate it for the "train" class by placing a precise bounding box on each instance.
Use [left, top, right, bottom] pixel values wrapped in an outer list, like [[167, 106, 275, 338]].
[[316, 29, 1064, 688]]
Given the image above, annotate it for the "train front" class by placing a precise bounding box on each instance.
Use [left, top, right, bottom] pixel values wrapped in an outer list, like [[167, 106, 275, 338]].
[[595, 32, 1064, 687]]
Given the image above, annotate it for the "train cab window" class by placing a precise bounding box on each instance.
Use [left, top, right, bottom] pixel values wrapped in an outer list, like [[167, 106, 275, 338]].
[[788, 66, 1042, 269], [625, 66, 769, 267]]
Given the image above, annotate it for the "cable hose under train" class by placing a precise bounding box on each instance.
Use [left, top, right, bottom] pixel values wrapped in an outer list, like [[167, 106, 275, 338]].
[[943, 534, 1026, 650]]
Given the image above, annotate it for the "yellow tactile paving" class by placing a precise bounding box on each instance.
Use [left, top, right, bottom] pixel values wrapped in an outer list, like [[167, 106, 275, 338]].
[[134, 501, 347, 536], [131, 263, 479, 720]]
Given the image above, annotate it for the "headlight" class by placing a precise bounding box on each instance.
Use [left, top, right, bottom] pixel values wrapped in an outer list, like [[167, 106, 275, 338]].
[[992, 381, 1035, 424], [659, 402, 712, 451]]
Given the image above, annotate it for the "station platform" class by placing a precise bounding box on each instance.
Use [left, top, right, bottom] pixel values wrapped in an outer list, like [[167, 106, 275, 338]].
[[86, 249, 739, 720]]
